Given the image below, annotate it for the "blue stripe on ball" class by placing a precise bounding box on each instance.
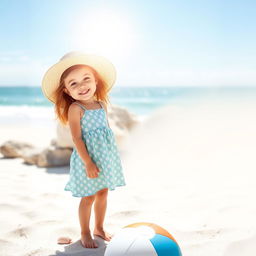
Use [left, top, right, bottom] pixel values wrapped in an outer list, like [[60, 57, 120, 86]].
[[150, 234, 182, 256]]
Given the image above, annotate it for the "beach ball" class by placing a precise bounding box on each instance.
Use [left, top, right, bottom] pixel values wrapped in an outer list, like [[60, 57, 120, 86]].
[[104, 222, 182, 256]]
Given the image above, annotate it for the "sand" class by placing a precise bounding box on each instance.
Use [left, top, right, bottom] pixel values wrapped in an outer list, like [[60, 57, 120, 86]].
[[0, 97, 256, 256]]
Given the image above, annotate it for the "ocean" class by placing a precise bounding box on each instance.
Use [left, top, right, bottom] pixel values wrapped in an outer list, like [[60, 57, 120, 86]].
[[0, 86, 255, 125], [1, 86, 256, 113]]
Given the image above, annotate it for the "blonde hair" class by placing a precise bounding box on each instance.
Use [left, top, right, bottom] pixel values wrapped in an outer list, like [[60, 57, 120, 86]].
[[53, 64, 110, 125]]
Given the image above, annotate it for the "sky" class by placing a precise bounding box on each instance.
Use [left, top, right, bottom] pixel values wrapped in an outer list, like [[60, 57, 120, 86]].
[[0, 0, 255, 87]]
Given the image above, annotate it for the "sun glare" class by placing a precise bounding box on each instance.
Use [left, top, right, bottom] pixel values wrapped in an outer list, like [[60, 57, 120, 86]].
[[70, 8, 138, 61]]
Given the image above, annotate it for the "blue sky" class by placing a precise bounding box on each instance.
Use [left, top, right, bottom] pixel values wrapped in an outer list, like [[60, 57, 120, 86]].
[[0, 0, 255, 87]]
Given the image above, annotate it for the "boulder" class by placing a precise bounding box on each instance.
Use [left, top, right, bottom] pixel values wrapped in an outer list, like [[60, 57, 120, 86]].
[[21, 147, 45, 165], [0, 140, 35, 158], [54, 123, 74, 149], [108, 104, 140, 145], [37, 147, 72, 167]]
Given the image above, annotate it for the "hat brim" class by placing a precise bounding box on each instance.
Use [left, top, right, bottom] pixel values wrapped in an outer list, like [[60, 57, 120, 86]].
[[41, 54, 116, 103]]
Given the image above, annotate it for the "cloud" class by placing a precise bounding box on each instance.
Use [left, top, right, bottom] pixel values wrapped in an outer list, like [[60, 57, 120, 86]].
[[0, 52, 49, 86]]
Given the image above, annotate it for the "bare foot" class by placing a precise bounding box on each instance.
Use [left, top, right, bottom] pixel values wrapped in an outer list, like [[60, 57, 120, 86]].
[[93, 228, 113, 241], [81, 232, 98, 248], [57, 236, 72, 244]]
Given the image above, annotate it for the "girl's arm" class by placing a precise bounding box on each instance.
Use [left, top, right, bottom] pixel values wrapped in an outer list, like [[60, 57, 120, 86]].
[[67, 104, 93, 166]]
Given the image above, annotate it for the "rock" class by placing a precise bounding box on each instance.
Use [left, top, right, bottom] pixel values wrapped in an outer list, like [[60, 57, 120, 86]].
[[109, 104, 139, 130], [55, 122, 74, 149], [0, 140, 35, 158], [21, 147, 45, 165], [37, 147, 72, 167], [108, 104, 140, 145]]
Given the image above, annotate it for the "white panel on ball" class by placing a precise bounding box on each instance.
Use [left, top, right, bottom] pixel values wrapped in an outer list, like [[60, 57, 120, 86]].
[[127, 236, 158, 256], [104, 228, 138, 256]]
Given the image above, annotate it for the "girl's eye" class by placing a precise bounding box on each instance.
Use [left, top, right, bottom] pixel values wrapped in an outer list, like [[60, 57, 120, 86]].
[[71, 83, 76, 86], [84, 77, 89, 81]]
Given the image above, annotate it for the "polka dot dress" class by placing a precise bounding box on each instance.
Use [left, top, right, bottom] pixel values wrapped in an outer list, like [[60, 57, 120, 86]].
[[64, 101, 126, 197]]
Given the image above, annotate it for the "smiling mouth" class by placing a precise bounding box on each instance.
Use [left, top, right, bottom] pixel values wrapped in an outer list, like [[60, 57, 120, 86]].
[[79, 89, 90, 95]]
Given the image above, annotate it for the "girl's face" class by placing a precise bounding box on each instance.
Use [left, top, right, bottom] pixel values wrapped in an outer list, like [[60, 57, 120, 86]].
[[63, 66, 97, 102]]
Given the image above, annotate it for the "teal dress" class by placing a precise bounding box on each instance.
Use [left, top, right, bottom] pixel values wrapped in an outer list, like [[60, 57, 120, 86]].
[[64, 101, 126, 197]]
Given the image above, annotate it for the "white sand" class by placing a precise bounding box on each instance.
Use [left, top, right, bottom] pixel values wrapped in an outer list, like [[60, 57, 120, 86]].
[[0, 98, 256, 256]]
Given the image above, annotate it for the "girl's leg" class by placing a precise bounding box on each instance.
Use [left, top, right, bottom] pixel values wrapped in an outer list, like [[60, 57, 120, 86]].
[[93, 188, 112, 241], [79, 195, 98, 248]]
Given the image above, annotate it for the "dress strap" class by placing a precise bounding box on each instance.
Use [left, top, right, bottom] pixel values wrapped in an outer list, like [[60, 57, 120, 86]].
[[98, 101, 104, 109], [73, 102, 87, 110], [98, 101, 111, 128]]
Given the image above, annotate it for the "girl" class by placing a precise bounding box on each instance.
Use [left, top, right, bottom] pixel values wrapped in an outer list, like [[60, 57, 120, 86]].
[[41, 51, 126, 248]]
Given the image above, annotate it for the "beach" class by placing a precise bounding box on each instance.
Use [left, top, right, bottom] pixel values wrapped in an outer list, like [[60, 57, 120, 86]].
[[0, 94, 256, 256]]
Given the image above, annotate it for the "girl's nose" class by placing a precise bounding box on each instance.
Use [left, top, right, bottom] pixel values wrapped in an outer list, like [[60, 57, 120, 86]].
[[78, 83, 87, 91], [78, 82, 86, 88]]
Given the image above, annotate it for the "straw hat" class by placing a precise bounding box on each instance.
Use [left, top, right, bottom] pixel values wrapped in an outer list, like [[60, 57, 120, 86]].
[[41, 51, 116, 103]]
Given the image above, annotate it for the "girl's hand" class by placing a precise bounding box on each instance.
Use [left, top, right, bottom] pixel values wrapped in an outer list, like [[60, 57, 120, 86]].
[[84, 160, 100, 178]]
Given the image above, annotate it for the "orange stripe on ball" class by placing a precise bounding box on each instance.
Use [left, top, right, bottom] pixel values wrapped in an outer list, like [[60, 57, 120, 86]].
[[124, 222, 178, 244]]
